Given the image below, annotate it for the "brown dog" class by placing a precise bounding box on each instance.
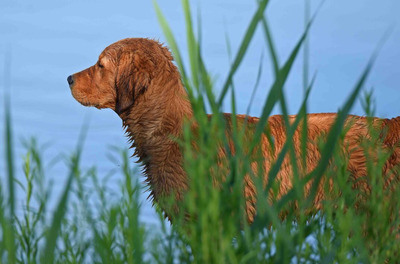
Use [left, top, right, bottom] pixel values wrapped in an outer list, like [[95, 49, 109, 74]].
[[68, 38, 400, 222]]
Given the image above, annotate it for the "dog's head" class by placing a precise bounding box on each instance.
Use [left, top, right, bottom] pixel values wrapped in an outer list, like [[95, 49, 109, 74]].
[[68, 38, 173, 115]]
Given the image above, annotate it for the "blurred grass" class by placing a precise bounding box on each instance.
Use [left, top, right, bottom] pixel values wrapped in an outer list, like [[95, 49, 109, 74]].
[[1, 0, 400, 263]]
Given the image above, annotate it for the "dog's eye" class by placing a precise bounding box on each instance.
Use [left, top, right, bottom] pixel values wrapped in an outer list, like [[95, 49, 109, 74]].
[[97, 62, 104, 68]]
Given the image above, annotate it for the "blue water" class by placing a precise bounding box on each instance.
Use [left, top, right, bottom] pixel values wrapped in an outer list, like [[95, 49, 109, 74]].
[[0, 0, 399, 225]]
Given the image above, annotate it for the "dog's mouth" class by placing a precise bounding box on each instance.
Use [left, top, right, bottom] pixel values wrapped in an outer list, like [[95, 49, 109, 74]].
[[78, 99, 100, 108], [80, 100, 95, 107], [70, 90, 97, 108]]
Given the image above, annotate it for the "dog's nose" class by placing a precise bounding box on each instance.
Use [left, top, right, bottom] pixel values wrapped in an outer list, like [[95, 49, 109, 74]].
[[67, 75, 74, 86]]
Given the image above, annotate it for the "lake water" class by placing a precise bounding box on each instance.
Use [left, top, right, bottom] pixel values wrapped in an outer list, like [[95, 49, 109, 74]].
[[0, 0, 399, 225]]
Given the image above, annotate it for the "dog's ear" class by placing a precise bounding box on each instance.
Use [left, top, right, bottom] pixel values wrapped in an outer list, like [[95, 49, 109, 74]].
[[115, 51, 152, 115]]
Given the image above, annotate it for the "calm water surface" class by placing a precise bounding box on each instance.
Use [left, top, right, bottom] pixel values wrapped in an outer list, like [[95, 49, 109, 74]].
[[0, 0, 399, 224]]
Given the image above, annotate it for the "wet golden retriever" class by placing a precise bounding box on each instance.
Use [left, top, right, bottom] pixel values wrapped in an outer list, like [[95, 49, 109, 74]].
[[68, 38, 400, 222]]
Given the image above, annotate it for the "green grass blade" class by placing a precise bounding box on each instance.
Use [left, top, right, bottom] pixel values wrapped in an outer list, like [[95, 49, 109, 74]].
[[40, 165, 74, 263], [5, 83, 14, 221], [40, 121, 88, 263], [195, 5, 217, 112], [261, 16, 279, 77], [276, 54, 374, 211], [182, 0, 199, 90], [251, 4, 323, 153], [261, 16, 295, 170], [249, 20, 313, 151], [197, 11, 218, 113], [245, 52, 264, 116], [218, 0, 270, 105], [199, 54, 217, 112], [265, 78, 314, 193], [153, 0, 193, 98], [303, 0, 311, 93], [300, 1, 312, 172], [305, 47, 381, 206], [3, 49, 16, 264], [254, 77, 314, 228], [224, 23, 233, 63]]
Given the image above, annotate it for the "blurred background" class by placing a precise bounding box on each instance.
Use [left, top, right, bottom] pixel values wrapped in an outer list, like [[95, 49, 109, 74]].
[[0, 0, 399, 224]]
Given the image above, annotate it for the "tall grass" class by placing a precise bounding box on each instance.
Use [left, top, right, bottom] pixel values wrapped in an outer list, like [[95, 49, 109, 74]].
[[1, 1, 399, 263]]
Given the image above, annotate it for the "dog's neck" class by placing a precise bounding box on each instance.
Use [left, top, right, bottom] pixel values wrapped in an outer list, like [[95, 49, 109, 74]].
[[119, 68, 192, 204]]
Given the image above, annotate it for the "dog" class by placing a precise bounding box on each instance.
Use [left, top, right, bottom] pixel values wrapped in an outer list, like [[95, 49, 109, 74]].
[[68, 38, 400, 222]]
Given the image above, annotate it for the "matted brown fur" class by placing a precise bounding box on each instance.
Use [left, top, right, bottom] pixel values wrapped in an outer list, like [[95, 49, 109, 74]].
[[68, 38, 400, 222]]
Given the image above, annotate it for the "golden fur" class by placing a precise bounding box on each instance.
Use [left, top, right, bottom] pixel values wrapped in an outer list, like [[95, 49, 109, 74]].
[[69, 38, 400, 222]]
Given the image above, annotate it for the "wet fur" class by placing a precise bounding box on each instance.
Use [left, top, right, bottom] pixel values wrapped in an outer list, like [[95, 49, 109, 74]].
[[69, 38, 400, 222]]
